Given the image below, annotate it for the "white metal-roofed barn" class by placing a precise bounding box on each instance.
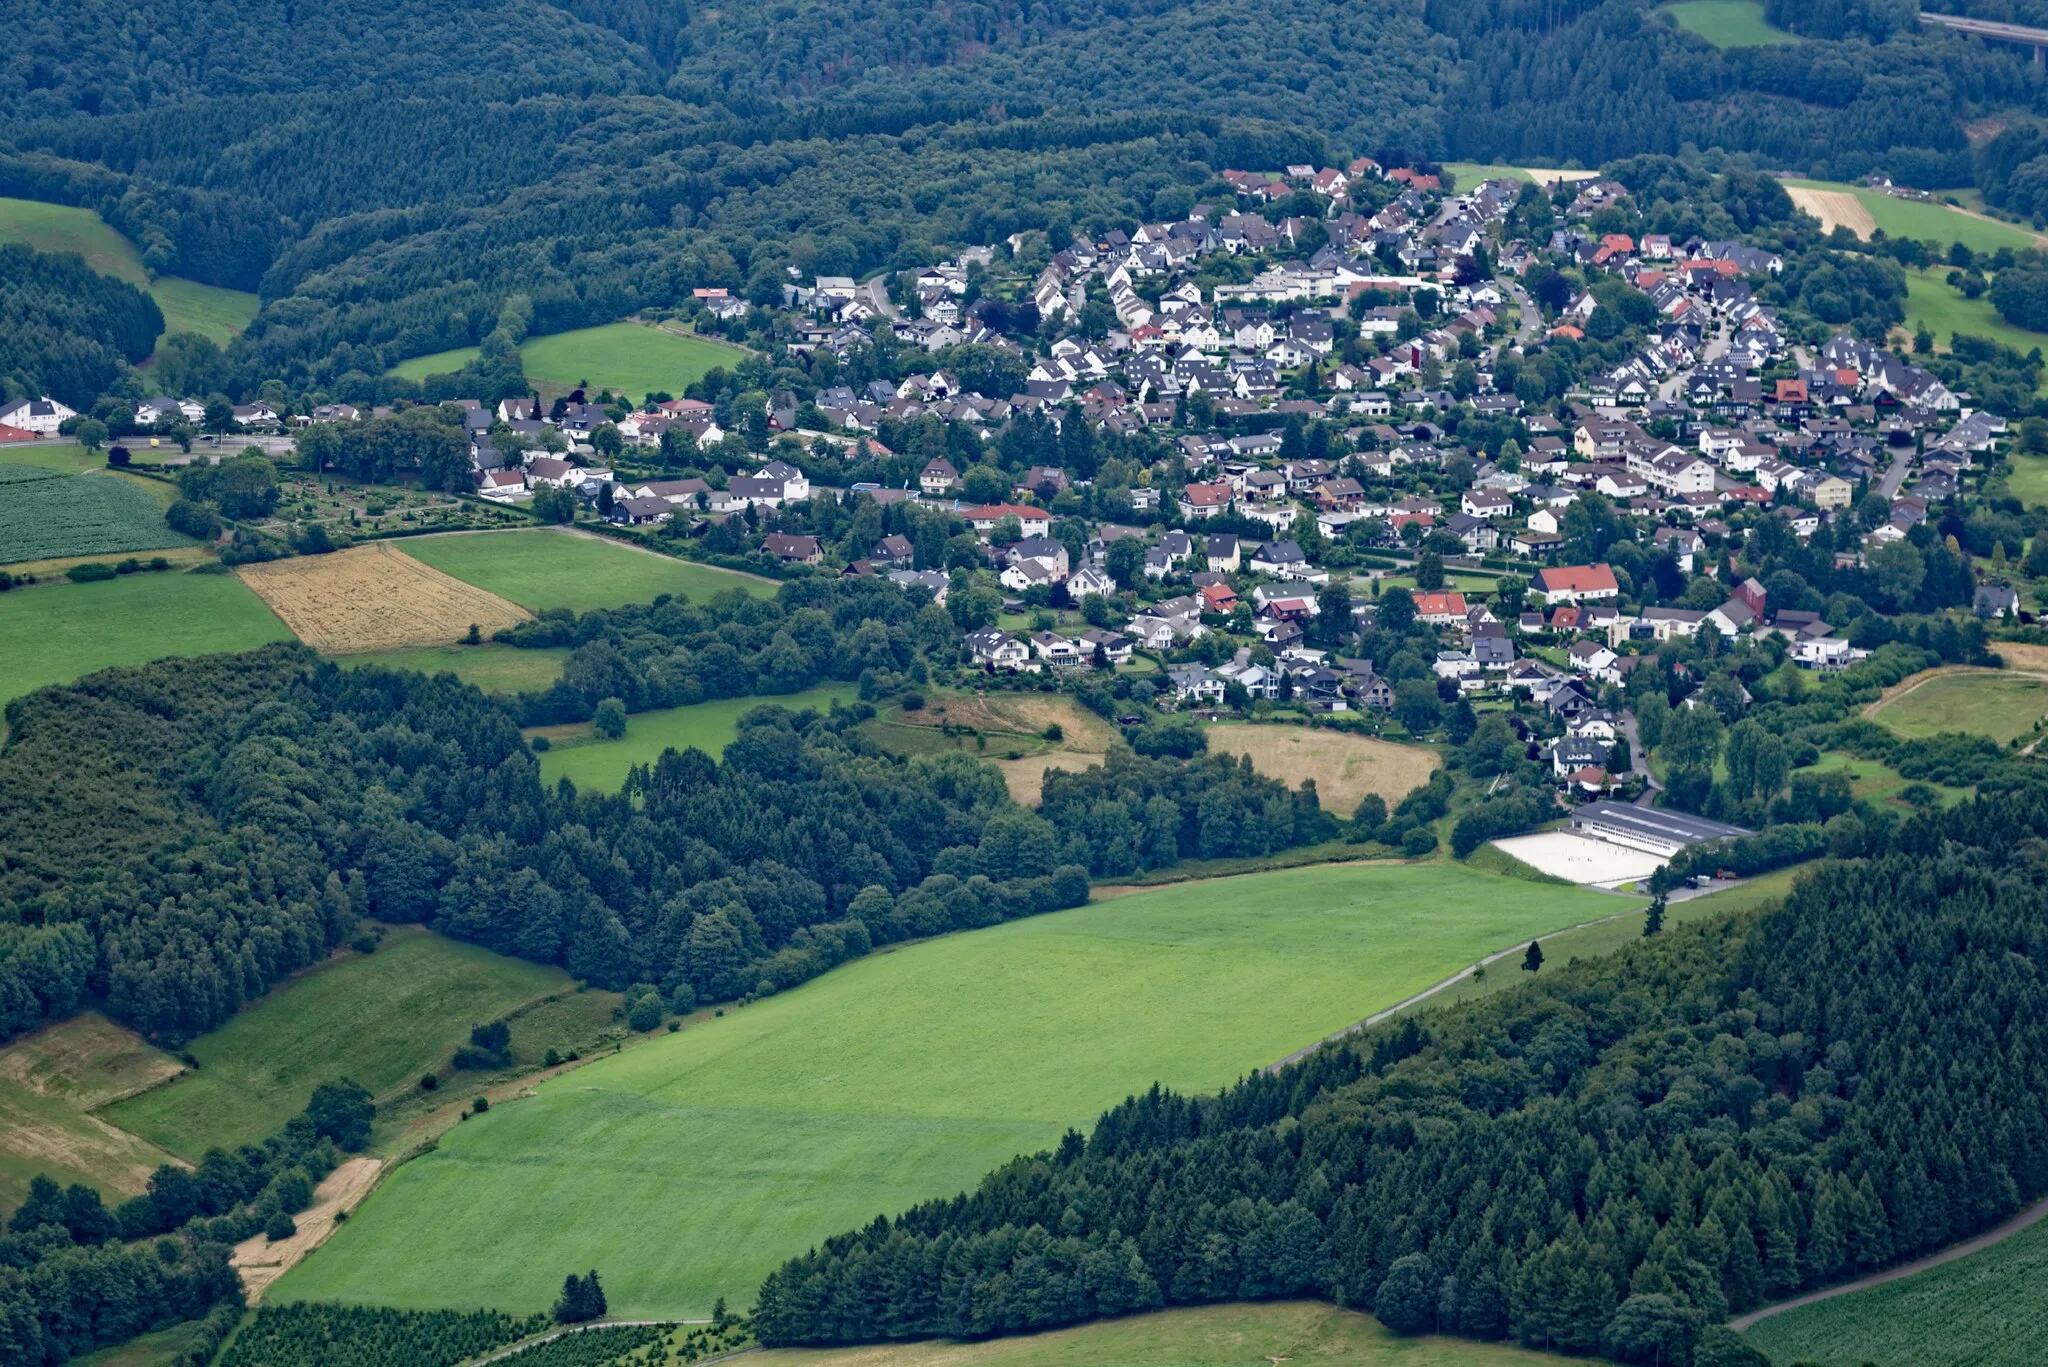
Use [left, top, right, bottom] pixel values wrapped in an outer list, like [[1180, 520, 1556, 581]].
[[1568, 801, 1750, 858]]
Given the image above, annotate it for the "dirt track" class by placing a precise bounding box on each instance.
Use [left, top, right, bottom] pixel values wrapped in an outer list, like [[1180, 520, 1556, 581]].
[[232, 1156, 382, 1301]]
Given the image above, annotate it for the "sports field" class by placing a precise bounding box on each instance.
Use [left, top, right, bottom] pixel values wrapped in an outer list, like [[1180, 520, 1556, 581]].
[[340, 643, 572, 695], [1780, 180, 2044, 255], [0, 467, 196, 566], [276, 862, 1627, 1318], [0, 570, 292, 704], [1743, 1208, 2048, 1367], [0, 196, 259, 346], [391, 323, 746, 400], [0, 1012, 185, 1210], [1872, 670, 2048, 745], [103, 926, 578, 1159], [1658, 0, 1795, 48], [400, 530, 776, 613], [535, 682, 858, 789], [754, 1300, 1580, 1367]]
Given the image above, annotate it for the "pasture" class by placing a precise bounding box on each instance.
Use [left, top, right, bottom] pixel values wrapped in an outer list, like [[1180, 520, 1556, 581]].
[[0, 1013, 185, 1210], [535, 682, 859, 789], [1903, 269, 2048, 385], [0, 196, 259, 345], [400, 529, 775, 613], [1204, 724, 1437, 815], [755, 1301, 1577, 1367], [1743, 1207, 2048, 1367], [0, 570, 291, 704], [392, 322, 746, 400], [1804, 750, 1972, 810], [236, 543, 531, 652], [277, 862, 1625, 1318], [341, 643, 571, 695], [1871, 670, 2048, 746], [1780, 179, 2044, 255], [867, 692, 1120, 803], [1658, 0, 1794, 47], [103, 926, 581, 1159], [0, 467, 195, 566]]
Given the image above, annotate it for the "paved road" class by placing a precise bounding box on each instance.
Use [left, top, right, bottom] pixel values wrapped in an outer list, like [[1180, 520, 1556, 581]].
[[1502, 281, 1540, 355], [1877, 442, 1916, 500], [1618, 710, 1663, 806], [1920, 11, 2048, 48], [1730, 1192, 2048, 1332]]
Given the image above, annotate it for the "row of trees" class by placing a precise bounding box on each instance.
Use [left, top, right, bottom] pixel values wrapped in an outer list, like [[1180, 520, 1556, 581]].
[[756, 788, 2048, 1366]]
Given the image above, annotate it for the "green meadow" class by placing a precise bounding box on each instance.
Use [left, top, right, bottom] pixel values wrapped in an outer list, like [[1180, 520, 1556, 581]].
[[535, 682, 859, 790], [1902, 270, 2048, 390], [0, 196, 258, 346], [339, 643, 573, 695], [1782, 180, 2044, 256], [391, 322, 747, 399], [1659, 0, 1796, 48], [400, 529, 776, 613], [276, 862, 1629, 1319], [1871, 671, 2048, 746], [0, 570, 291, 705], [103, 927, 579, 1158]]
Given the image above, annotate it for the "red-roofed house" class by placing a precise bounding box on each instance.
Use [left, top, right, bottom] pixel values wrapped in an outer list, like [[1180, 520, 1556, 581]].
[[1200, 582, 1240, 614], [1412, 590, 1469, 624], [1534, 564, 1620, 605], [960, 503, 1053, 537], [1178, 482, 1234, 519]]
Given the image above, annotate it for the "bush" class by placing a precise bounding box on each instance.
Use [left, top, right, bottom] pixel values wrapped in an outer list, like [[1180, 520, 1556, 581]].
[[166, 499, 222, 540], [264, 1212, 296, 1242], [65, 562, 117, 582], [627, 995, 663, 1032], [419, 1074, 437, 1091], [1400, 826, 1439, 857], [472, 1096, 489, 1114]]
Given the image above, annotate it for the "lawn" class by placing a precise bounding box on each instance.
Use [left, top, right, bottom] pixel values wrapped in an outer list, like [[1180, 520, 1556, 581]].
[[1743, 1209, 2048, 1367], [1659, 0, 1796, 47], [1804, 750, 1972, 809], [753, 1300, 1585, 1367], [276, 862, 1628, 1319], [0, 1012, 185, 1210], [535, 682, 858, 790], [340, 643, 572, 695], [1781, 180, 2044, 255], [2011, 453, 2048, 508], [1445, 164, 1533, 187], [1872, 670, 2048, 746], [0, 468, 197, 566], [0, 570, 292, 705], [391, 322, 747, 400], [1902, 269, 2048, 388], [102, 926, 579, 1159], [399, 529, 775, 613], [0, 196, 258, 346]]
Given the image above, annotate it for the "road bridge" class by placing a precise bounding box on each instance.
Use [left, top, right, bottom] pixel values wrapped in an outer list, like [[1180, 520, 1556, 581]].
[[1921, 11, 2048, 65]]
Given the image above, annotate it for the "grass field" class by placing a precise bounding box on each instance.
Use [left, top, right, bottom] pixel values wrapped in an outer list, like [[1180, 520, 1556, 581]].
[[1780, 179, 2044, 255], [391, 322, 746, 399], [1805, 750, 1972, 809], [0, 197, 259, 346], [0, 442, 102, 476], [1743, 1210, 2048, 1367], [400, 530, 775, 613], [1659, 0, 1796, 47], [1203, 725, 1437, 815], [277, 861, 1627, 1319], [1902, 270, 2048, 387], [864, 693, 1121, 804], [0, 570, 292, 704], [1872, 670, 2048, 745], [2010, 453, 2048, 508], [0, 1012, 185, 1211], [237, 543, 531, 652], [103, 927, 579, 1159], [754, 1300, 1586, 1367], [340, 643, 572, 694], [0, 467, 196, 566], [535, 682, 858, 789]]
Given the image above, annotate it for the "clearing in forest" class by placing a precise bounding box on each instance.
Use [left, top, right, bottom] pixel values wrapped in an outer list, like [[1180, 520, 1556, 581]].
[[0, 1013, 186, 1209], [236, 542, 529, 652], [276, 862, 1625, 1319], [1203, 725, 1437, 815], [868, 692, 1120, 804]]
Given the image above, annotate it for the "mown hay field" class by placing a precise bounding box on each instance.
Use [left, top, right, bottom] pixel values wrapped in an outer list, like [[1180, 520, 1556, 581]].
[[1204, 724, 1439, 814], [236, 543, 529, 652], [0, 1012, 185, 1210]]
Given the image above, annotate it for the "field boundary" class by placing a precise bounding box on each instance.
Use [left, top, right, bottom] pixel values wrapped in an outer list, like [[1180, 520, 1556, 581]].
[[1731, 1192, 2048, 1331]]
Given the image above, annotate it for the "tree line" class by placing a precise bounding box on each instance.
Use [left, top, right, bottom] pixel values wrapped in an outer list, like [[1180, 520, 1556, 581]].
[[755, 785, 2048, 1366]]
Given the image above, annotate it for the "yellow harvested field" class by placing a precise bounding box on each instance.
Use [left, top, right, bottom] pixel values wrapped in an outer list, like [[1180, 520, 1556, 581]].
[[1205, 726, 1439, 814], [895, 694, 1122, 805], [237, 543, 530, 652], [233, 1156, 382, 1301], [0, 1012, 188, 1205], [1528, 168, 1599, 187], [1786, 187, 1876, 239]]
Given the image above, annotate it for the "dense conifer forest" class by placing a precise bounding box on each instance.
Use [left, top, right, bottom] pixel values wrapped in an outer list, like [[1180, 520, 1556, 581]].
[[0, 243, 161, 404]]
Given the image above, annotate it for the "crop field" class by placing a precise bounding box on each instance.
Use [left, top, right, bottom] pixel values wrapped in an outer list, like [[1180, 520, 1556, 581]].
[[754, 1300, 1585, 1367], [1204, 725, 1438, 815], [0, 196, 259, 345], [0, 569, 292, 705], [535, 682, 859, 789], [341, 643, 572, 695], [1872, 670, 2048, 745], [236, 542, 531, 652], [401, 529, 775, 613], [103, 926, 579, 1159], [1658, 0, 1794, 47], [1780, 179, 2044, 254], [277, 861, 1625, 1318], [1743, 1207, 2048, 1367], [0, 467, 195, 566], [0, 1012, 185, 1210], [392, 322, 747, 400]]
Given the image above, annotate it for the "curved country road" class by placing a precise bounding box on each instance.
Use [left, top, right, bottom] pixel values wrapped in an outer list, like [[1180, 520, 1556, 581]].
[[1728, 1193, 2048, 1332]]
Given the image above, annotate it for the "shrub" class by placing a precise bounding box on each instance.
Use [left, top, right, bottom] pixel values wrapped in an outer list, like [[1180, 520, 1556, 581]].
[[264, 1212, 296, 1242], [66, 562, 117, 583], [593, 697, 628, 739]]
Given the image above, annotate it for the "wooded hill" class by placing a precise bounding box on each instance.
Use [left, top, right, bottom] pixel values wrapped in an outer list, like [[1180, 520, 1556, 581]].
[[755, 788, 2048, 1366]]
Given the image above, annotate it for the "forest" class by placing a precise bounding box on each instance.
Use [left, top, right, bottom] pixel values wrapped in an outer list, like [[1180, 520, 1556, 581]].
[[0, 242, 161, 405], [754, 787, 2048, 1365]]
